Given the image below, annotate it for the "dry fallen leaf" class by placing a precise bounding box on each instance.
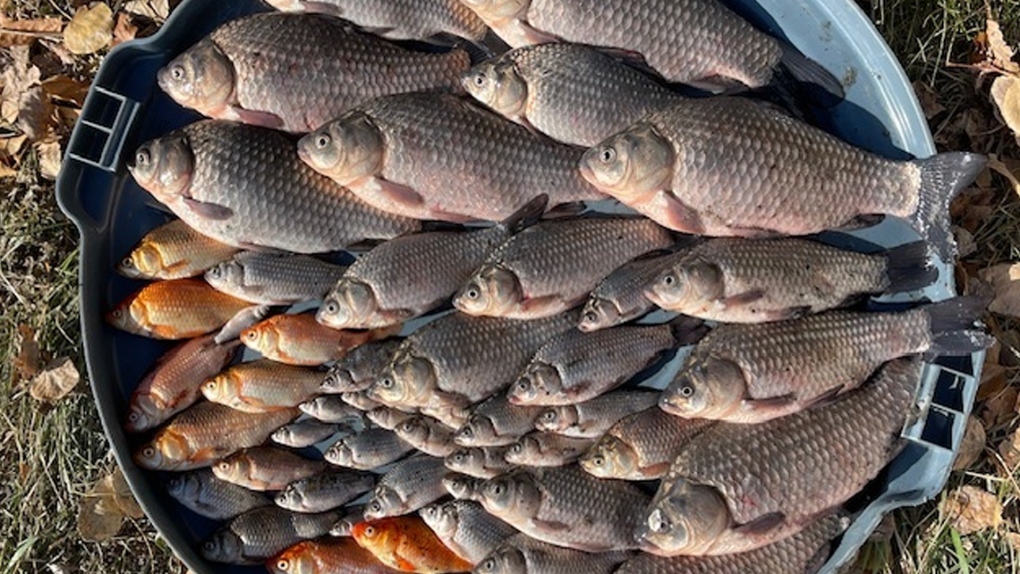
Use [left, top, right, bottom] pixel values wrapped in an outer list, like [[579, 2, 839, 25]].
[[63, 3, 114, 55], [985, 18, 1020, 74], [979, 263, 1020, 318], [1005, 532, 1020, 553], [999, 430, 1020, 469], [991, 75, 1020, 144], [78, 478, 124, 542], [36, 141, 62, 181], [110, 468, 144, 519], [953, 416, 987, 470], [941, 485, 1004, 535], [110, 12, 138, 47], [29, 357, 81, 403], [13, 323, 41, 381], [124, 0, 170, 21], [914, 80, 946, 119], [41, 74, 89, 107], [980, 385, 1018, 428], [0, 15, 64, 48], [1, 46, 41, 124]]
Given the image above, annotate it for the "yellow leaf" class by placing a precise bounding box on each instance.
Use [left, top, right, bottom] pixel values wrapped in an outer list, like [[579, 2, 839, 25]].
[[36, 141, 62, 181], [991, 75, 1020, 142], [940, 485, 1003, 536], [12, 323, 39, 380], [63, 3, 113, 55], [985, 18, 1020, 74], [28, 357, 81, 403], [952, 416, 986, 471]]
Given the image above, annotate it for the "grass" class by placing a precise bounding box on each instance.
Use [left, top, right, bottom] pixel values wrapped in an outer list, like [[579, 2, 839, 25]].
[[1, 0, 1019, 573]]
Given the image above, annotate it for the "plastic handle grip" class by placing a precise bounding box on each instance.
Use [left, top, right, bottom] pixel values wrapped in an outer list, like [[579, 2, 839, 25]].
[[66, 86, 140, 172]]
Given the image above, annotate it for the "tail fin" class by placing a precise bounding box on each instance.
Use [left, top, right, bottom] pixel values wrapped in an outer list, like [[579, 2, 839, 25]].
[[924, 296, 995, 356], [776, 44, 845, 107], [912, 152, 987, 262], [667, 315, 708, 346], [500, 194, 548, 233], [882, 241, 938, 293]]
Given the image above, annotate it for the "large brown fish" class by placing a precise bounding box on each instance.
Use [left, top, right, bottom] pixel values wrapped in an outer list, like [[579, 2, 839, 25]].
[[458, 0, 842, 94], [134, 403, 297, 471], [319, 196, 546, 330], [125, 334, 240, 432], [297, 93, 603, 223], [580, 408, 715, 481], [454, 217, 674, 319], [368, 312, 576, 410], [660, 297, 992, 423], [579, 251, 681, 332], [265, 0, 488, 42], [117, 219, 239, 280], [463, 43, 682, 147], [202, 506, 340, 564], [158, 12, 470, 133], [479, 465, 650, 552], [268, 538, 402, 574], [128, 120, 418, 254], [213, 446, 326, 491], [202, 359, 325, 412], [474, 534, 631, 574], [644, 238, 936, 323], [638, 357, 920, 556], [167, 469, 272, 521], [205, 251, 347, 305], [107, 278, 252, 339], [580, 98, 985, 258]]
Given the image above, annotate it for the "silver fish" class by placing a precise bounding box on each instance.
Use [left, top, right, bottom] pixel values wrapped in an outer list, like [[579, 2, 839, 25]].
[[474, 533, 631, 574], [366, 406, 419, 430], [321, 339, 403, 394], [394, 414, 460, 457], [275, 469, 377, 513], [421, 500, 519, 564], [342, 391, 386, 412], [330, 504, 367, 536], [205, 251, 347, 305], [272, 419, 345, 448], [201, 506, 340, 564], [532, 391, 660, 438], [445, 446, 515, 479], [579, 252, 681, 332], [504, 432, 595, 467], [455, 395, 544, 447], [325, 427, 414, 470], [166, 469, 271, 520], [300, 396, 364, 424], [443, 472, 487, 501], [265, 0, 489, 42], [364, 455, 450, 519]]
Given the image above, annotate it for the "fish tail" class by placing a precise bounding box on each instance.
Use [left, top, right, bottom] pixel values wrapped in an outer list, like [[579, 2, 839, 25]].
[[882, 241, 938, 293], [924, 296, 995, 356], [776, 43, 845, 107], [911, 152, 986, 261]]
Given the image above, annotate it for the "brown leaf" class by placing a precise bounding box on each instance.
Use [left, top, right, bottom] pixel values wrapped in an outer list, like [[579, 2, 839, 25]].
[[41, 74, 88, 107], [980, 385, 1017, 428], [1, 46, 41, 124], [940, 485, 1003, 535], [78, 474, 125, 542], [110, 468, 144, 519], [123, 0, 170, 21], [998, 430, 1020, 469], [63, 3, 114, 55], [36, 141, 62, 181], [953, 416, 987, 470], [992, 75, 1020, 144], [0, 162, 16, 178], [985, 18, 1020, 74], [17, 86, 54, 141], [0, 15, 64, 47], [29, 357, 81, 403], [12, 324, 40, 381], [110, 12, 138, 47], [979, 263, 1020, 318], [913, 80, 946, 119]]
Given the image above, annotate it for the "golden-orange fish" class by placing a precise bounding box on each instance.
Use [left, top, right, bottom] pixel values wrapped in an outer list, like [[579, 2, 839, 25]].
[[107, 278, 252, 339], [269, 538, 402, 574], [118, 219, 239, 280], [242, 313, 400, 366], [125, 334, 240, 432], [201, 359, 325, 412], [133, 402, 297, 471], [351, 517, 473, 573]]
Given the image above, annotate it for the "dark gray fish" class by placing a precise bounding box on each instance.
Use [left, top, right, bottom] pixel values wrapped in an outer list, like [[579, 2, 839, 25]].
[[275, 469, 378, 513], [167, 469, 271, 520]]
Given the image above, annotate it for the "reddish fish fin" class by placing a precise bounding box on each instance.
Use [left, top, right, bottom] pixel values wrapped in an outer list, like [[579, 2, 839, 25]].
[[656, 192, 706, 235], [803, 385, 848, 409], [516, 19, 561, 44], [520, 294, 570, 317], [642, 462, 671, 478], [531, 517, 571, 532], [733, 511, 786, 537], [227, 106, 285, 130], [184, 197, 234, 221], [393, 555, 418, 572], [372, 177, 426, 207], [721, 289, 765, 308]]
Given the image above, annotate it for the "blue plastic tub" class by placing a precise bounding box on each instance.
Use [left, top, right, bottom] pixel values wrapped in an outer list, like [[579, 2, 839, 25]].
[[56, 1, 981, 572]]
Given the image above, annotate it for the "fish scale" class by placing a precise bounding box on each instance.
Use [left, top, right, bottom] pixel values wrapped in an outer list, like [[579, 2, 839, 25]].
[[266, 0, 488, 42], [202, 506, 340, 564], [166, 469, 272, 520], [118, 219, 238, 280], [580, 252, 679, 331], [420, 500, 518, 563], [206, 252, 347, 305], [534, 391, 660, 437]]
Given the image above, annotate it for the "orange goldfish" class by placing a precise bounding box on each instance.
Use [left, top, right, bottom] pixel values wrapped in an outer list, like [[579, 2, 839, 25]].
[[107, 278, 252, 339], [241, 313, 400, 366], [351, 517, 473, 573], [269, 538, 402, 574], [118, 219, 239, 280]]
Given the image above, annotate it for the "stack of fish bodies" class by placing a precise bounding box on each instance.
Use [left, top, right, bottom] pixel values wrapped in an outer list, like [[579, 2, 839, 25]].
[[110, 1, 994, 573]]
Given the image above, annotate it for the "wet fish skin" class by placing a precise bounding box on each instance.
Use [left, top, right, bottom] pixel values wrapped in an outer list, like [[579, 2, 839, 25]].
[[118, 219, 239, 280], [445, 446, 514, 479], [454, 217, 673, 319], [125, 334, 240, 432], [201, 506, 339, 564], [364, 455, 450, 519], [275, 469, 378, 513], [474, 533, 631, 574], [420, 500, 518, 564], [158, 12, 470, 133], [206, 251, 347, 305], [325, 427, 414, 469], [394, 415, 460, 457], [455, 395, 543, 447], [321, 340, 403, 393], [265, 0, 488, 41], [202, 359, 325, 412], [579, 252, 681, 332], [639, 358, 921, 556], [580, 408, 715, 481], [644, 238, 937, 323], [128, 120, 419, 254], [351, 516, 474, 573], [107, 278, 252, 340], [134, 403, 297, 471], [617, 512, 848, 574], [166, 469, 271, 520], [300, 395, 365, 424], [268, 537, 402, 574], [463, 43, 682, 147], [331, 504, 367, 536], [534, 391, 658, 438], [243, 313, 400, 366], [504, 432, 595, 466], [443, 472, 487, 501], [479, 465, 650, 551], [509, 325, 682, 406], [580, 98, 985, 258], [343, 391, 386, 412], [366, 406, 418, 430], [213, 446, 326, 491], [298, 92, 602, 223], [272, 419, 344, 448]]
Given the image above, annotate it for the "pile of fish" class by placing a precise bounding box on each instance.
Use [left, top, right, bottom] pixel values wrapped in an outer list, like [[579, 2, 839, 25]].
[[111, 1, 993, 573]]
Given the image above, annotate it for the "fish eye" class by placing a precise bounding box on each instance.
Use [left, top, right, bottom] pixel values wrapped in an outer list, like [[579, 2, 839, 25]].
[[583, 310, 598, 323], [650, 512, 672, 532], [591, 455, 605, 467], [452, 453, 465, 463], [135, 148, 151, 167], [509, 444, 521, 454], [277, 559, 290, 571], [111, 309, 123, 319], [515, 380, 530, 392], [370, 502, 382, 513], [662, 274, 677, 287], [492, 483, 505, 495], [484, 559, 495, 571], [541, 411, 557, 422], [364, 525, 376, 537], [400, 421, 414, 432], [208, 267, 221, 278], [679, 384, 695, 398], [380, 378, 393, 389], [324, 300, 339, 314], [170, 65, 186, 81], [473, 73, 487, 87], [202, 541, 216, 551], [315, 133, 331, 149], [245, 330, 258, 340], [143, 447, 155, 458], [127, 411, 139, 422], [599, 147, 616, 163], [459, 426, 473, 438], [465, 287, 480, 300], [121, 257, 134, 268]]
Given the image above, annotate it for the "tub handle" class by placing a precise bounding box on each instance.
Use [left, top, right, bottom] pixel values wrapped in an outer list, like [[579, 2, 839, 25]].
[[65, 86, 140, 173]]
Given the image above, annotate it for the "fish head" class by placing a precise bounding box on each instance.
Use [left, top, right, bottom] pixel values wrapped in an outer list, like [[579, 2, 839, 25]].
[[580, 435, 638, 479], [366, 406, 411, 430], [364, 486, 402, 520], [317, 279, 378, 329], [459, 0, 531, 23], [453, 265, 522, 317], [269, 542, 316, 574], [128, 134, 195, 203], [580, 124, 674, 201], [297, 114, 385, 185], [443, 472, 482, 500], [212, 453, 249, 484], [124, 391, 162, 433], [445, 447, 483, 473], [105, 292, 149, 336], [325, 439, 356, 467], [534, 406, 576, 433], [369, 353, 435, 407], [462, 60, 528, 120], [165, 471, 201, 501], [454, 414, 496, 446], [480, 471, 541, 519], [158, 39, 236, 116], [241, 321, 278, 356], [579, 295, 619, 332], [507, 362, 561, 405], [320, 363, 356, 393], [475, 547, 527, 574], [395, 415, 430, 445], [134, 433, 185, 470], [118, 244, 163, 279], [646, 259, 723, 313], [201, 529, 244, 564], [637, 479, 731, 556], [661, 357, 746, 419], [503, 435, 539, 465], [204, 259, 245, 292], [200, 372, 236, 404], [419, 501, 459, 538], [274, 484, 303, 512]]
